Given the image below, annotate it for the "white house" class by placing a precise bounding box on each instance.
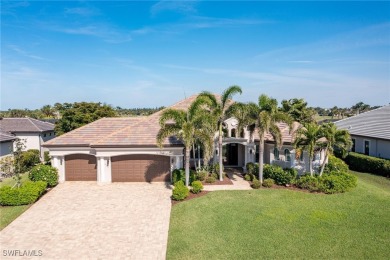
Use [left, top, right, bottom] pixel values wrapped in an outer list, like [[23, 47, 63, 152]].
[[335, 105, 390, 159], [0, 117, 56, 159], [44, 95, 325, 184]]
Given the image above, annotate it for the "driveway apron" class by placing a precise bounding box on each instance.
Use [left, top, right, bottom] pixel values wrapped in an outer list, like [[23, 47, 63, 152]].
[[0, 182, 172, 260]]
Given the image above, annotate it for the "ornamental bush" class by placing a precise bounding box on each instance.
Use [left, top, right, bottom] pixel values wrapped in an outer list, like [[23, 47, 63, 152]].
[[324, 155, 349, 174], [191, 181, 203, 194], [0, 181, 47, 206], [197, 170, 208, 181], [172, 169, 185, 183], [345, 152, 390, 177], [205, 176, 216, 183], [29, 165, 59, 187], [20, 149, 40, 172], [246, 162, 259, 175], [296, 175, 321, 192], [172, 181, 189, 201], [213, 163, 224, 175], [251, 179, 261, 189], [262, 178, 274, 188], [264, 164, 295, 186], [244, 174, 253, 181], [319, 171, 357, 194]]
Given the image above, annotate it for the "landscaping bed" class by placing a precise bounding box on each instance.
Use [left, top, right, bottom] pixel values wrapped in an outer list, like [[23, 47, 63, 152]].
[[202, 175, 233, 185], [171, 190, 210, 206]]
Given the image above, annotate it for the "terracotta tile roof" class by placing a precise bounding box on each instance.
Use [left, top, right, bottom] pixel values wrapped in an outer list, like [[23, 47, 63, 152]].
[[44, 117, 143, 146], [0, 131, 16, 143], [255, 122, 300, 144], [0, 117, 54, 133]]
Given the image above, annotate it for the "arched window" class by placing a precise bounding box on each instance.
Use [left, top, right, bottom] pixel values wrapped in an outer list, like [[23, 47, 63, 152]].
[[274, 147, 279, 160], [284, 149, 291, 162], [300, 151, 304, 161], [231, 128, 236, 138]]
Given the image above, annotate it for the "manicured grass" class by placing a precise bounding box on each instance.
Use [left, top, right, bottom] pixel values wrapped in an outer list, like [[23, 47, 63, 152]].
[[167, 171, 390, 259], [0, 205, 30, 230], [0, 173, 29, 188]]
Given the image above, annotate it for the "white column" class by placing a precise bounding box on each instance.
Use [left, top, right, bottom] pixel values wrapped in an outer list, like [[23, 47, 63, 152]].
[[52, 156, 65, 183], [97, 157, 111, 184], [244, 145, 248, 172]]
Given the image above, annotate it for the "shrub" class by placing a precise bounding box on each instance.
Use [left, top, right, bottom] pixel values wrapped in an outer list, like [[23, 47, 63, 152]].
[[262, 178, 274, 188], [172, 181, 189, 201], [264, 164, 296, 186], [172, 168, 196, 184], [44, 151, 51, 165], [324, 155, 349, 174], [246, 162, 259, 175], [213, 163, 224, 175], [319, 171, 357, 194], [191, 181, 203, 194], [29, 165, 59, 187], [205, 176, 216, 183], [345, 152, 390, 177], [251, 179, 261, 189], [296, 175, 321, 192], [211, 172, 218, 180], [197, 170, 208, 181], [20, 149, 41, 171], [0, 181, 47, 206], [244, 174, 253, 181]]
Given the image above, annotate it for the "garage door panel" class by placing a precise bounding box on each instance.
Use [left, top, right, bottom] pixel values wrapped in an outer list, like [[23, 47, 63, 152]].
[[65, 154, 97, 181], [112, 154, 170, 182]]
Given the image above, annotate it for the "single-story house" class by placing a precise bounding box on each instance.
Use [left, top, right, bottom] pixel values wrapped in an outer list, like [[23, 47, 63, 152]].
[[45, 95, 325, 183], [0, 117, 56, 159], [0, 131, 17, 158], [335, 105, 390, 159]]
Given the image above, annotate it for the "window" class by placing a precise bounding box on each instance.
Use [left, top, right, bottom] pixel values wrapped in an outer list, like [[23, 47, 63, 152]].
[[299, 151, 304, 161], [364, 140, 370, 155], [43, 133, 47, 137], [274, 147, 279, 160], [284, 149, 291, 162], [231, 129, 236, 138], [351, 138, 356, 152]]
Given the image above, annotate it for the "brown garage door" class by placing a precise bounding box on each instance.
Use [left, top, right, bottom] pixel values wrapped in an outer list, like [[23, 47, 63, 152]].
[[111, 154, 170, 182], [65, 154, 97, 181]]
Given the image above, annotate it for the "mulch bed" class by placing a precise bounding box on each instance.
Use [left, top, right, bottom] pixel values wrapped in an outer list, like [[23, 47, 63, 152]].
[[202, 176, 233, 185], [171, 190, 211, 206]]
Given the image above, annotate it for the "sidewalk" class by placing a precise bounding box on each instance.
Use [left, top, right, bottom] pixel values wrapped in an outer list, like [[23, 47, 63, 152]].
[[203, 168, 252, 191]]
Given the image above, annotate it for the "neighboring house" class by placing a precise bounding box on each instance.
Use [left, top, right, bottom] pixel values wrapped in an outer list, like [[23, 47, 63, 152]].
[[335, 105, 390, 159], [0, 117, 56, 159], [45, 95, 325, 184], [0, 131, 17, 158]]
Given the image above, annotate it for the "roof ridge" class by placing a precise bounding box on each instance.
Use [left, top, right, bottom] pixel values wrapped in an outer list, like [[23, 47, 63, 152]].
[[92, 117, 148, 145], [27, 117, 42, 132], [335, 105, 388, 124], [149, 93, 201, 116]]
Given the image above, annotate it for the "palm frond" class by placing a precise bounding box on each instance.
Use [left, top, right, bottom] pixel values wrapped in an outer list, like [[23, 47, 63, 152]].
[[221, 85, 242, 110], [159, 109, 186, 127], [156, 125, 181, 148]]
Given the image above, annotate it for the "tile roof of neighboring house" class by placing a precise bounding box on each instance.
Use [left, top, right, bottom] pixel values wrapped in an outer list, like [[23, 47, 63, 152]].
[[335, 105, 390, 140], [0, 117, 54, 133], [0, 131, 17, 143]]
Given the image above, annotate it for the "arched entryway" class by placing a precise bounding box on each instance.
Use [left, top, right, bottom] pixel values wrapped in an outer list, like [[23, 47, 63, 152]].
[[222, 143, 245, 167]]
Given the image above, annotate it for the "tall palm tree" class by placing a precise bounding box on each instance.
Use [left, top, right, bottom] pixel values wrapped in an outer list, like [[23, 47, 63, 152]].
[[247, 95, 292, 183], [318, 123, 352, 176], [198, 85, 242, 181], [226, 102, 253, 138], [293, 122, 323, 176], [157, 98, 213, 186]]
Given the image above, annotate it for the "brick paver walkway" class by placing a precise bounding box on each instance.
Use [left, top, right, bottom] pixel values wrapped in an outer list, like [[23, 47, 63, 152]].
[[0, 182, 172, 259]]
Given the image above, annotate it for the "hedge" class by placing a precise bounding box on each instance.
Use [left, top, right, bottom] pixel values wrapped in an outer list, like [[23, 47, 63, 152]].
[[345, 152, 390, 177], [0, 181, 47, 206]]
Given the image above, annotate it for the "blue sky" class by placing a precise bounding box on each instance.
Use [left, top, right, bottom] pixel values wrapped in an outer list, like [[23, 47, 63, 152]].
[[1, 1, 389, 109]]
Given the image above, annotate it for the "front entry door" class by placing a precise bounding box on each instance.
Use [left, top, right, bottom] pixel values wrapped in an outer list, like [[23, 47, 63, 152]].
[[223, 144, 238, 166]]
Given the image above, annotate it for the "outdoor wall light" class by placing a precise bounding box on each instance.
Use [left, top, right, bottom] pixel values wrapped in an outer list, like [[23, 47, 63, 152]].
[[171, 157, 175, 164], [215, 149, 219, 155], [249, 149, 253, 154], [107, 159, 110, 166]]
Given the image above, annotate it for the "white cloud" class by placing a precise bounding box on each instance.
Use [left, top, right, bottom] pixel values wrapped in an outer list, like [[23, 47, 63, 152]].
[[151, 1, 198, 16]]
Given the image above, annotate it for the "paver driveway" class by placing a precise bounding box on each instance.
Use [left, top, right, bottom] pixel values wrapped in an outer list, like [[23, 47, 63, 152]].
[[0, 182, 172, 259]]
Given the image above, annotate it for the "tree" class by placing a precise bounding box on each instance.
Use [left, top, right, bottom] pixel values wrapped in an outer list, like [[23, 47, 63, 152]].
[[351, 102, 370, 115], [13, 139, 26, 188], [318, 123, 351, 176], [281, 98, 315, 123], [157, 98, 213, 186], [293, 123, 323, 176], [226, 102, 253, 138], [247, 95, 292, 183], [54, 102, 116, 135], [41, 105, 54, 118], [198, 85, 242, 181]]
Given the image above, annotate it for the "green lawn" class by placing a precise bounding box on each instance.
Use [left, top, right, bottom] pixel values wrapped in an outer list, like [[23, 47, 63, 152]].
[[167, 171, 390, 259], [0, 173, 29, 188], [0, 173, 30, 230], [0, 205, 30, 230]]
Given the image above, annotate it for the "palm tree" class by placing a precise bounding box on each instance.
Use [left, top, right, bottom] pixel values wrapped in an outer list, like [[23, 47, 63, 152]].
[[318, 123, 352, 176], [293, 122, 323, 176], [226, 102, 253, 138], [247, 95, 292, 183], [157, 98, 213, 186], [198, 85, 242, 181]]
